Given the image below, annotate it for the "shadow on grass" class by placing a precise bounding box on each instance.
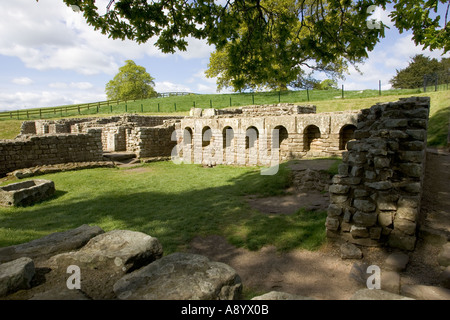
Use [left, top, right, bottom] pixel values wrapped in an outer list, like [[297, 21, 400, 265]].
[[0, 163, 326, 254], [428, 106, 450, 147]]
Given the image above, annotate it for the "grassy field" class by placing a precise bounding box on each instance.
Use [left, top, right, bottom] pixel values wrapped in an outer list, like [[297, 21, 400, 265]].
[[1, 90, 448, 146], [0, 161, 330, 253]]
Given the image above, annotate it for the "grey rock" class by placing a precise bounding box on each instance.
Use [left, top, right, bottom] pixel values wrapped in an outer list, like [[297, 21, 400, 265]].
[[401, 285, 450, 300], [0, 257, 35, 297], [0, 224, 104, 263], [394, 218, 417, 236], [340, 243, 363, 259], [353, 200, 376, 212], [30, 288, 91, 300], [329, 184, 349, 194], [388, 230, 416, 251], [439, 266, 450, 289], [353, 211, 378, 227], [251, 291, 314, 300], [113, 252, 242, 300], [350, 225, 369, 238], [384, 252, 409, 272], [380, 271, 400, 294], [438, 243, 450, 267], [48, 229, 163, 274], [350, 289, 413, 300]]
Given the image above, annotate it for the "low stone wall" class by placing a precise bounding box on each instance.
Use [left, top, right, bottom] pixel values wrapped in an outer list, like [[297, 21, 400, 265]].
[[127, 125, 177, 158], [0, 128, 103, 177], [326, 97, 430, 250]]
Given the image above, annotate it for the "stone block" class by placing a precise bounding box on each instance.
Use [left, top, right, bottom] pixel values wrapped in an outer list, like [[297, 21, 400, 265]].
[[388, 230, 416, 251], [340, 243, 363, 259], [353, 211, 378, 227], [329, 184, 350, 194], [327, 204, 342, 217], [381, 270, 401, 294], [385, 252, 409, 272], [350, 225, 369, 238], [0, 257, 35, 297], [365, 181, 392, 190], [378, 211, 394, 227], [325, 217, 340, 231], [353, 199, 376, 212], [394, 217, 417, 235]]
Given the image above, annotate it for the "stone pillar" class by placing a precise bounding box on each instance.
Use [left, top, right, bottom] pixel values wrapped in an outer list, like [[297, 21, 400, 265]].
[[326, 97, 430, 251]]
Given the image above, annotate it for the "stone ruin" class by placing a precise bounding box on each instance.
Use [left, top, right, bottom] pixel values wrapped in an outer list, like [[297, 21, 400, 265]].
[[0, 179, 55, 207], [0, 97, 432, 251]]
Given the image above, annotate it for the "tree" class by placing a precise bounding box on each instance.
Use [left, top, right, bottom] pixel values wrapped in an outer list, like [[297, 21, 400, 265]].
[[205, 0, 348, 92], [317, 79, 338, 90], [55, 0, 448, 91], [389, 54, 446, 89], [106, 60, 157, 100]]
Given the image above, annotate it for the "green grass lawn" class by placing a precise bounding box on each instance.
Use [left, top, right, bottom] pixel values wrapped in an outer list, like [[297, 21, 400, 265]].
[[0, 162, 327, 254]]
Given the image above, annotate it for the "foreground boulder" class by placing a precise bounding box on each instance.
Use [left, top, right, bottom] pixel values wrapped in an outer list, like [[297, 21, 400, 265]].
[[0, 257, 35, 297], [47, 230, 163, 299], [113, 252, 242, 300], [48, 229, 163, 273], [0, 224, 104, 263]]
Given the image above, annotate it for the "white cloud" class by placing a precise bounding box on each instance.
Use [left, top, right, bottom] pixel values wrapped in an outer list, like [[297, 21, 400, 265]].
[[12, 77, 33, 85], [154, 81, 192, 93]]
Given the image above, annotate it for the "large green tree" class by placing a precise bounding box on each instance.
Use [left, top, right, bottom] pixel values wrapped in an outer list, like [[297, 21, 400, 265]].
[[54, 0, 448, 91], [106, 60, 157, 100], [205, 0, 349, 92], [390, 54, 449, 89]]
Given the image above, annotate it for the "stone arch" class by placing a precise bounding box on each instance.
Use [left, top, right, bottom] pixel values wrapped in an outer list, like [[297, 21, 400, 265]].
[[222, 126, 235, 164], [202, 126, 212, 148], [183, 127, 194, 163], [339, 124, 356, 150], [273, 125, 289, 161], [246, 126, 259, 165], [303, 125, 321, 151]]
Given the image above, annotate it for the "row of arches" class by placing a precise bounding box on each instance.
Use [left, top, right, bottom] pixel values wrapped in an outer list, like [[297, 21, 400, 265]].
[[179, 124, 356, 164]]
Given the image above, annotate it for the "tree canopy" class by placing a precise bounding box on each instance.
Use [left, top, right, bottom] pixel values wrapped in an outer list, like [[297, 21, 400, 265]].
[[390, 54, 450, 89], [56, 0, 449, 91], [105, 60, 157, 100]]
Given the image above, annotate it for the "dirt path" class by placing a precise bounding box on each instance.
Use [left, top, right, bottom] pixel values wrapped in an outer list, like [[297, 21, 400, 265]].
[[188, 152, 450, 300]]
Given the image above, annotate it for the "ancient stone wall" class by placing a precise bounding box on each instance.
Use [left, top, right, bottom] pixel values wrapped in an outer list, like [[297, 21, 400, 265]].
[[127, 125, 177, 158], [0, 128, 103, 177], [176, 109, 359, 165], [326, 97, 430, 251]]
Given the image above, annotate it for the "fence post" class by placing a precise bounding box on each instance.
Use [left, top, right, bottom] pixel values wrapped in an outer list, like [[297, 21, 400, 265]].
[[141, 103, 143, 113], [27, 111, 29, 119], [252, 94, 254, 104], [174, 103, 177, 111], [210, 99, 212, 108], [230, 97, 232, 107], [379, 80, 381, 96], [39, 109, 42, 119], [158, 103, 160, 112], [306, 88, 309, 102], [342, 85, 344, 99], [278, 91, 281, 103]]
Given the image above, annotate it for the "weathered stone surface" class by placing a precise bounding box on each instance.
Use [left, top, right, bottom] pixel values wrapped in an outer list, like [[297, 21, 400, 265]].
[[0, 257, 35, 297], [251, 291, 314, 300], [30, 288, 90, 300], [381, 271, 400, 294], [340, 243, 363, 259], [439, 266, 450, 289], [401, 285, 450, 300], [0, 224, 104, 263], [353, 200, 376, 212], [113, 252, 242, 300], [385, 252, 409, 272], [325, 217, 340, 231], [396, 206, 419, 222], [350, 225, 369, 238], [438, 243, 450, 267], [365, 181, 392, 190], [329, 184, 350, 194], [0, 179, 55, 207], [351, 289, 413, 300], [388, 230, 416, 251], [394, 217, 417, 236], [327, 204, 342, 217], [48, 230, 163, 274], [353, 211, 378, 227]]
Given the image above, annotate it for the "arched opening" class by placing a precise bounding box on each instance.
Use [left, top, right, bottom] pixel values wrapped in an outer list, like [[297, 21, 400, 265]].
[[339, 124, 356, 150], [273, 125, 289, 161], [303, 125, 321, 151], [202, 126, 212, 148], [246, 126, 259, 165], [222, 126, 235, 164], [183, 127, 193, 163]]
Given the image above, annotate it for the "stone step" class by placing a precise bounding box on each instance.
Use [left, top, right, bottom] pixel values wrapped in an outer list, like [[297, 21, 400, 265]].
[[103, 152, 137, 162]]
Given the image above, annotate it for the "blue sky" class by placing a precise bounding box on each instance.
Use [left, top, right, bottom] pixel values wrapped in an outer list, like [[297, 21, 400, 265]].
[[0, 0, 448, 111]]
